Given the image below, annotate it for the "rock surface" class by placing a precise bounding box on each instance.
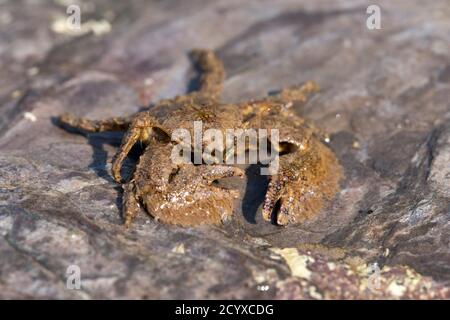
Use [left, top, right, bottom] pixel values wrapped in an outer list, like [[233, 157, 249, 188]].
[[0, 0, 449, 299]]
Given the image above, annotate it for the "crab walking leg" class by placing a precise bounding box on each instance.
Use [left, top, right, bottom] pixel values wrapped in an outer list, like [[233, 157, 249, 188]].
[[111, 112, 165, 183], [58, 113, 133, 132], [189, 49, 225, 100], [239, 81, 320, 116], [262, 173, 286, 222], [122, 179, 142, 228]]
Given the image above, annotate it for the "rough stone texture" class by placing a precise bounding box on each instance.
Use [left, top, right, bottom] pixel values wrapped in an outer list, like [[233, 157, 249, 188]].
[[0, 0, 449, 299]]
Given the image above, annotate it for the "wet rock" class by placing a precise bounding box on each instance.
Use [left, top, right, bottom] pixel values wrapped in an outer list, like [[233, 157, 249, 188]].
[[274, 248, 450, 299]]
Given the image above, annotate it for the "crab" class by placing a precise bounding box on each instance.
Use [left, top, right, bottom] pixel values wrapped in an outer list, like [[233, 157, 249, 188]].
[[58, 49, 342, 227]]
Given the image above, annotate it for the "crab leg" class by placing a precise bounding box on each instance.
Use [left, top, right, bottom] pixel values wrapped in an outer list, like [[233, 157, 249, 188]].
[[189, 49, 225, 100], [272, 81, 319, 104], [122, 179, 142, 228], [111, 112, 165, 183]]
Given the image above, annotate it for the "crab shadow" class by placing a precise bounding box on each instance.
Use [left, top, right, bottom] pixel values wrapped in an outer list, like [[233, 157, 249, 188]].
[[87, 134, 146, 220], [240, 164, 271, 224]]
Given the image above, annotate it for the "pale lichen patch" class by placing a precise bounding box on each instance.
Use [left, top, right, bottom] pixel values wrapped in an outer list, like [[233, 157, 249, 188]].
[[24, 112, 37, 122], [171, 243, 186, 254], [51, 17, 111, 37], [387, 281, 406, 298]]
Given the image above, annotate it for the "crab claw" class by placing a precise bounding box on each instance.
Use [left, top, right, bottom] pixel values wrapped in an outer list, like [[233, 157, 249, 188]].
[[261, 138, 342, 226], [142, 164, 245, 226]]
